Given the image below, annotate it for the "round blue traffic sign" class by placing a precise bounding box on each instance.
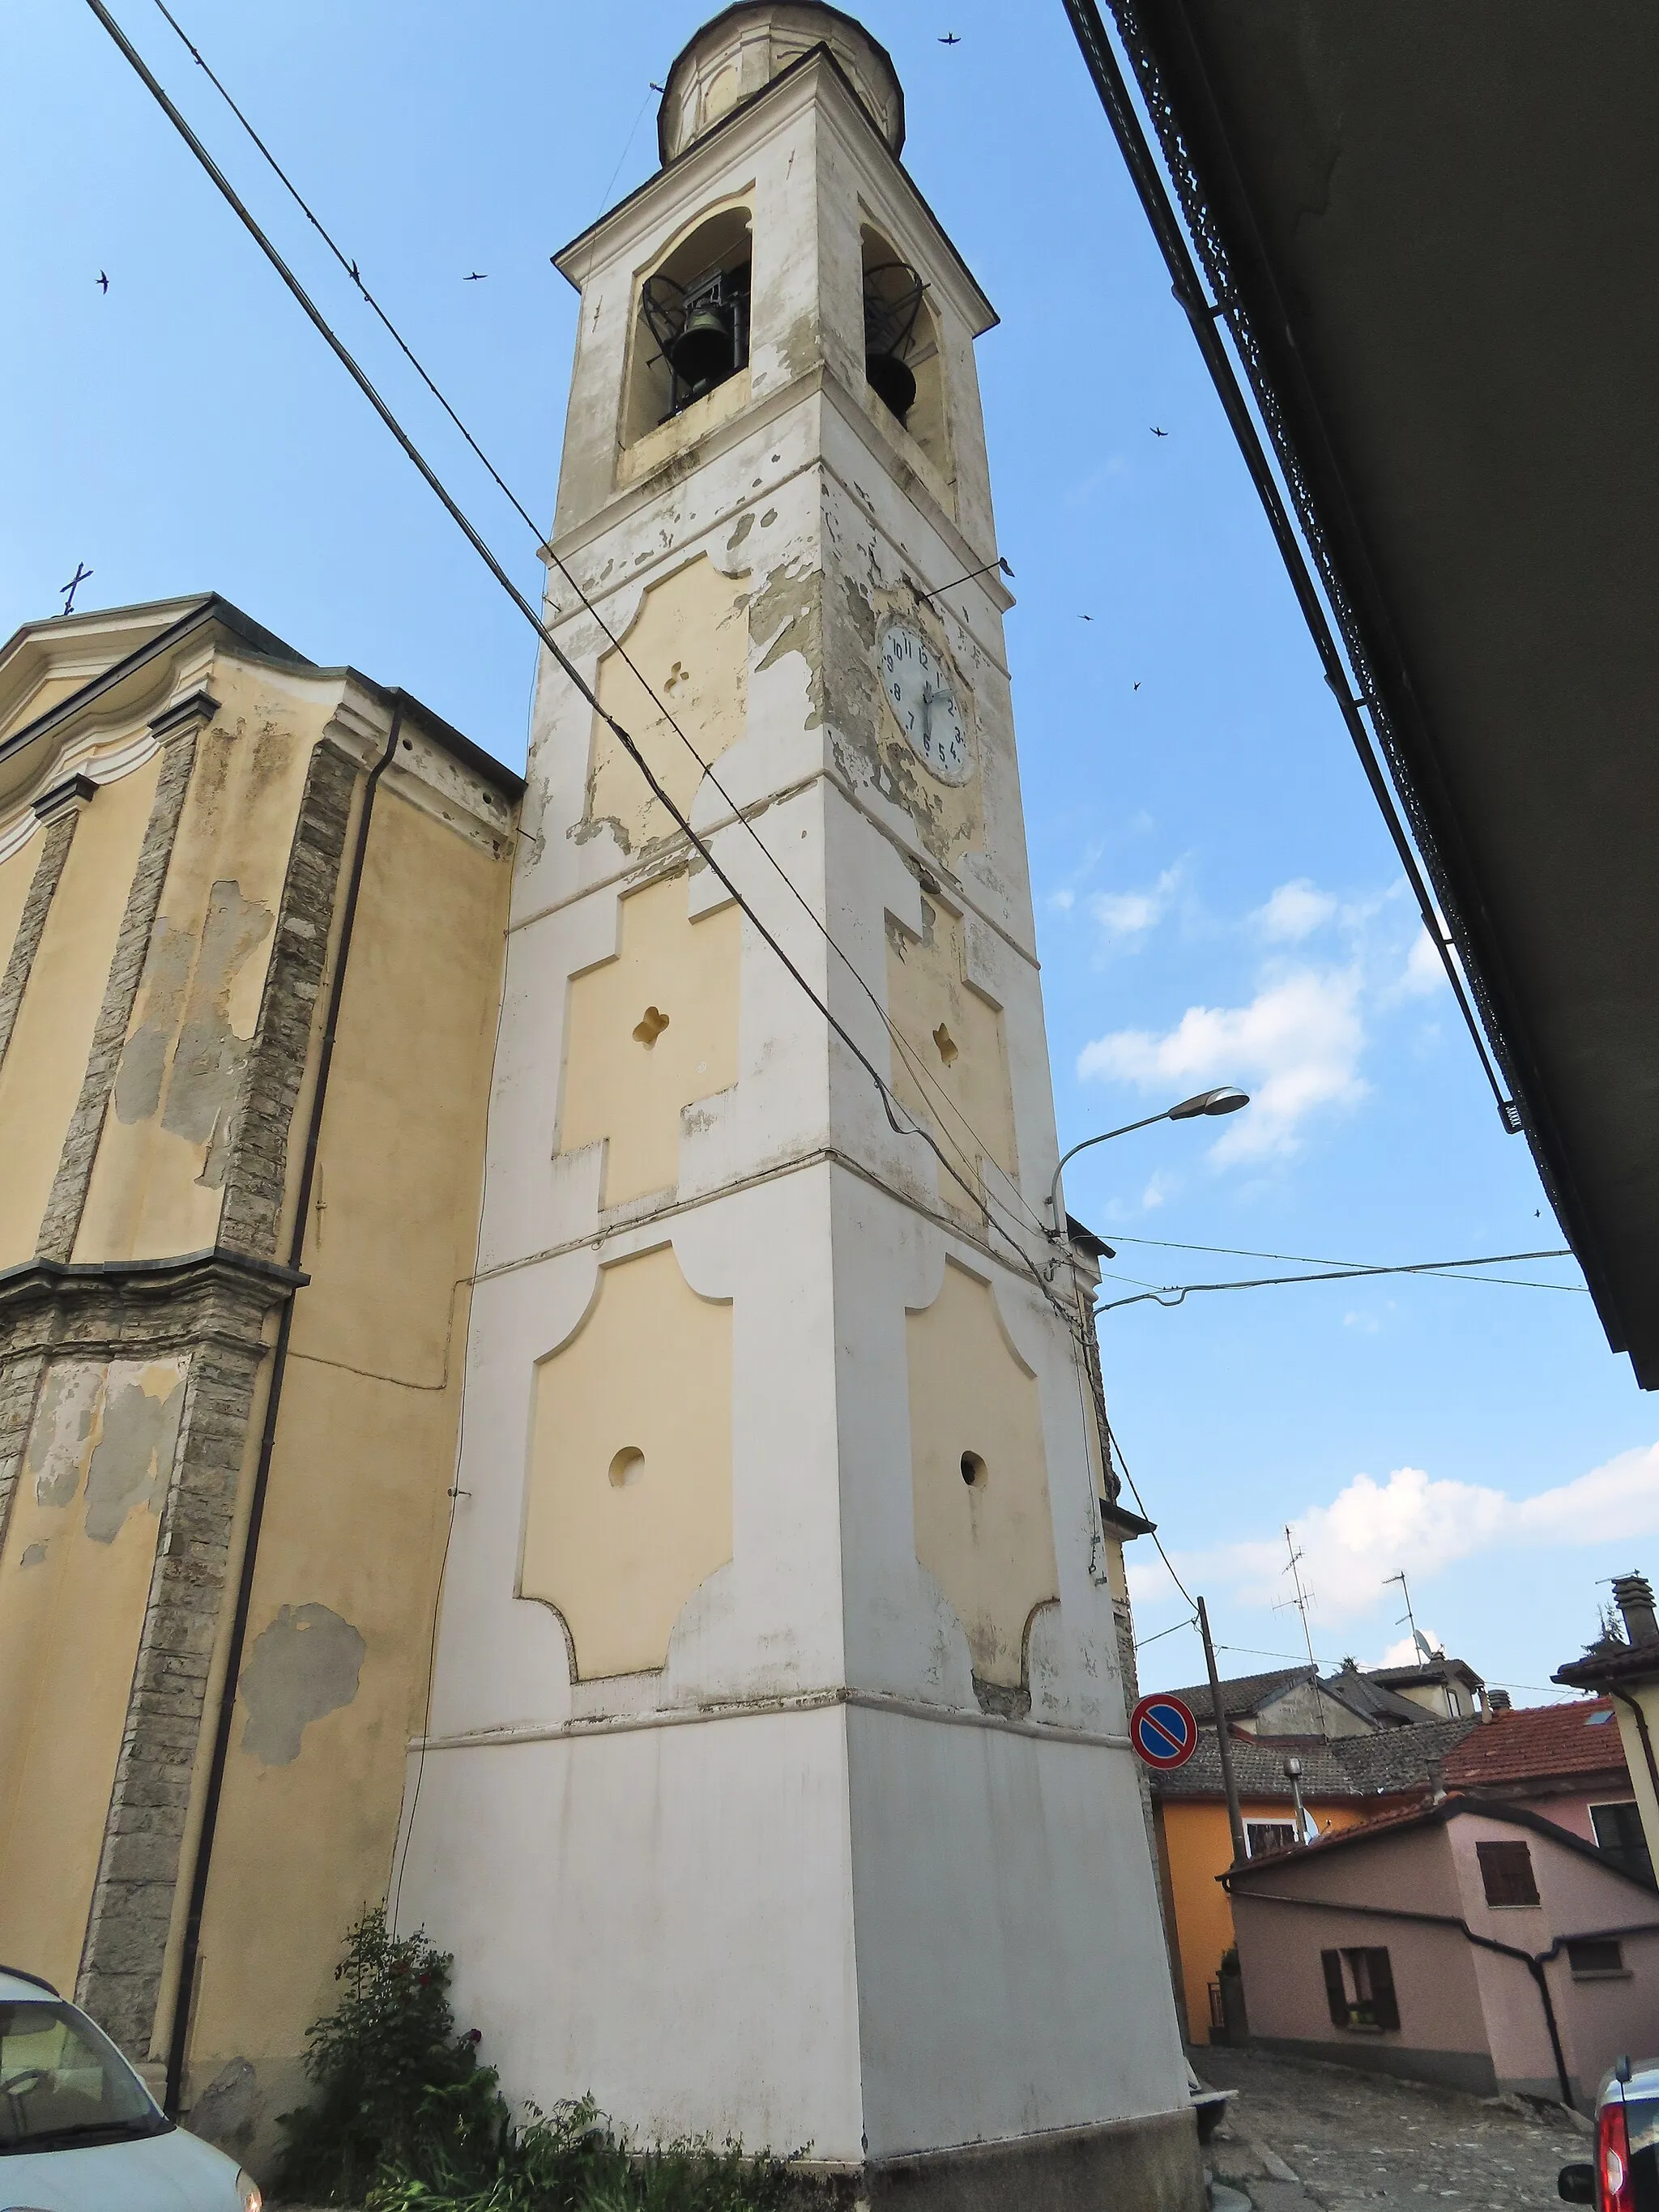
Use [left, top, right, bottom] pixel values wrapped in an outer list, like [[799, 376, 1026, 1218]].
[[1129, 1691, 1199, 1770]]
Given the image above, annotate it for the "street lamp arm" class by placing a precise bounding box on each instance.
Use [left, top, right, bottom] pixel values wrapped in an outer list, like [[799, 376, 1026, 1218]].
[[1047, 1085, 1249, 1239], [1048, 1113, 1174, 1231]]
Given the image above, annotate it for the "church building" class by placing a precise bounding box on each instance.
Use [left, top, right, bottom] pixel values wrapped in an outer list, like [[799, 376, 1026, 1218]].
[[0, 8, 1195, 2204]]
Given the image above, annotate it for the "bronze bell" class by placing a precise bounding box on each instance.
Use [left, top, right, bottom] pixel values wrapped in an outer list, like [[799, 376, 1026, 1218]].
[[669, 303, 734, 389], [866, 351, 916, 424]]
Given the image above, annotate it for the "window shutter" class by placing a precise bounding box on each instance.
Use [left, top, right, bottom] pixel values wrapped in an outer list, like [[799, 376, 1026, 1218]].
[[1366, 1947, 1400, 2031], [1477, 1839, 1540, 1906], [1321, 1948, 1348, 2027]]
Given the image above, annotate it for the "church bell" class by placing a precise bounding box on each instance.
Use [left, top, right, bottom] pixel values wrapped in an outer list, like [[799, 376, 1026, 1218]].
[[669, 300, 736, 390], [864, 350, 917, 423]]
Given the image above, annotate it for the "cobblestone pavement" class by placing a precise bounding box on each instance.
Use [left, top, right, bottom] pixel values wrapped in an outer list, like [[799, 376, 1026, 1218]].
[[1193, 2046, 1592, 2211]]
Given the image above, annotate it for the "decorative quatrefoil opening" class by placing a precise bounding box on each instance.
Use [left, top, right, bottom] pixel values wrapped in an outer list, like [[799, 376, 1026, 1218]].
[[932, 1022, 958, 1066], [633, 1005, 671, 1047]]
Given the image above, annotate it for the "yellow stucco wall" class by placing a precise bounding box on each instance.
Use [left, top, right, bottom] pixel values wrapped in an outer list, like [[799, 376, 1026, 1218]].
[[885, 893, 1016, 1224], [522, 1241, 734, 1678], [75, 674, 319, 1264], [561, 870, 741, 1206], [0, 1357, 187, 1987], [0, 756, 162, 1267], [586, 555, 749, 851], [1159, 1794, 1371, 2043], [906, 1259, 1058, 1689], [186, 773, 511, 2097]]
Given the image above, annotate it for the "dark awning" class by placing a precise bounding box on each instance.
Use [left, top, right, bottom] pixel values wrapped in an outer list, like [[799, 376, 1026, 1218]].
[[1068, 2, 1659, 1385]]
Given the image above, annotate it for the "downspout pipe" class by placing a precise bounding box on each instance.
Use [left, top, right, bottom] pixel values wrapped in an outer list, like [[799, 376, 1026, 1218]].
[[1609, 1683, 1659, 1837], [164, 697, 407, 2116]]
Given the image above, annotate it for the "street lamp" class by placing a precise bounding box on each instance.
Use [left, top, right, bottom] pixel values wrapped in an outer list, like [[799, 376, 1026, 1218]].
[[1047, 1086, 1249, 1236]]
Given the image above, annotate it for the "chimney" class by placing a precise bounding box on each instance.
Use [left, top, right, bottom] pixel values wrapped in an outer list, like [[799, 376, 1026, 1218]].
[[1614, 1573, 1659, 1646], [1488, 1690, 1512, 1715], [1425, 1754, 1448, 1806]]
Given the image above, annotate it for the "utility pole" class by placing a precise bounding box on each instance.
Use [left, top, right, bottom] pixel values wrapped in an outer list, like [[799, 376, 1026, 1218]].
[[1197, 1595, 1247, 1866]]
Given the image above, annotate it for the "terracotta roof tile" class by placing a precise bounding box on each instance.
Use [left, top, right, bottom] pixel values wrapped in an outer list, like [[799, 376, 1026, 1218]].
[[1442, 1697, 1628, 1787]]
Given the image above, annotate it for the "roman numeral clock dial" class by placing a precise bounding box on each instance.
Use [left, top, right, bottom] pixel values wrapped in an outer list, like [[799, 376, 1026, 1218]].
[[880, 622, 970, 783]]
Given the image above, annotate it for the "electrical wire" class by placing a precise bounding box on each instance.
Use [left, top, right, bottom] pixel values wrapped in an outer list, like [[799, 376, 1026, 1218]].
[[141, 0, 1052, 1260], [1100, 1417, 1196, 1611], [1097, 1249, 1592, 1315], [91, 0, 1052, 1286], [1095, 1229, 1576, 1272], [1133, 1613, 1198, 1652]]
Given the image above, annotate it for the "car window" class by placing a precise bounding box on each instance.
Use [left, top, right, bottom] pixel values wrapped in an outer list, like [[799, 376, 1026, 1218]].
[[0, 1999, 164, 2152], [1623, 2095, 1659, 2212]]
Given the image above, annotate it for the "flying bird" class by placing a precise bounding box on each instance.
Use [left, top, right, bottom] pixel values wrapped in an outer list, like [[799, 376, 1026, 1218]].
[[464, 271, 488, 283], [1078, 613, 1094, 623], [1150, 425, 1169, 437], [1133, 681, 1141, 692], [939, 32, 961, 43], [96, 271, 109, 292]]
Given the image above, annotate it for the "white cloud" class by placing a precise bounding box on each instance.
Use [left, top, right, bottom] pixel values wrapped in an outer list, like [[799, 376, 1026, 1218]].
[[1389, 929, 1450, 1001], [1168, 1445, 1659, 1628], [1088, 866, 1181, 943], [1256, 879, 1338, 942], [1376, 1630, 1445, 1668], [1077, 964, 1367, 1161], [1047, 887, 1076, 914]]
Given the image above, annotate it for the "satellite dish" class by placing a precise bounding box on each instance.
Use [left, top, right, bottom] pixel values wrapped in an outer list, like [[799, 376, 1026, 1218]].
[[1414, 1631, 1435, 1660]]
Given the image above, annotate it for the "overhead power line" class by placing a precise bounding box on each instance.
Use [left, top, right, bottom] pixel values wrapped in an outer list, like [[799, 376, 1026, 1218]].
[[137, 0, 1054, 1264], [1097, 1248, 1590, 1315]]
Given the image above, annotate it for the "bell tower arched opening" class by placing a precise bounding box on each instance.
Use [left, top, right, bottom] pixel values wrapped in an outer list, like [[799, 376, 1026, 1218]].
[[625, 206, 753, 446], [861, 226, 949, 482]]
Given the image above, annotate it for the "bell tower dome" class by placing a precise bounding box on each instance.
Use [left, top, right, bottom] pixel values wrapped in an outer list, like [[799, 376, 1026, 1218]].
[[656, 2, 904, 163], [395, 11, 1197, 2205]]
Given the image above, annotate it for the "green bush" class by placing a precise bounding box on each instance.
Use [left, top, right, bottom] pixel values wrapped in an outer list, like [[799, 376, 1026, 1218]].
[[279, 1910, 803, 2210], [276, 1908, 505, 2205]]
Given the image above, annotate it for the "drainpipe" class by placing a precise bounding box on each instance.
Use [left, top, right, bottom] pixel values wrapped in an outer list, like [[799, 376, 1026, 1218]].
[[1609, 1686, 1659, 1831], [163, 697, 406, 2116]]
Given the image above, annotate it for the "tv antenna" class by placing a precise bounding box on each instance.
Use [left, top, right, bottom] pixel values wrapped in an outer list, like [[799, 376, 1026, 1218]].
[[1384, 1570, 1436, 1661], [1275, 1525, 1328, 1737]]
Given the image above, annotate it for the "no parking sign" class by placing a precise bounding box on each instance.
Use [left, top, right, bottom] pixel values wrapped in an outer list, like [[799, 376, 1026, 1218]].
[[1128, 1691, 1199, 1770]]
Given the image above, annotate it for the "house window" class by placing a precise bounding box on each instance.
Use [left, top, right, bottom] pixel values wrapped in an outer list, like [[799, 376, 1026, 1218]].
[[1567, 1938, 1627, 1980], [1477, 1839, 1541, 1907], [1246, 1821, 1298, 1857], [1321, 1947, 1400, 2032], [1592, 1801, 1655, 1883]]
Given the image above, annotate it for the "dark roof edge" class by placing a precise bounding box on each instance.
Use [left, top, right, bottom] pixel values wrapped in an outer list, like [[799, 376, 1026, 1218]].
[[1077, 0, 1625, 1366]]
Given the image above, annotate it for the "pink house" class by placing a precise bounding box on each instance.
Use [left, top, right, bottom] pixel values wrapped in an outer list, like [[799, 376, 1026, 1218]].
[[1226, 1797, 1659, 2109]]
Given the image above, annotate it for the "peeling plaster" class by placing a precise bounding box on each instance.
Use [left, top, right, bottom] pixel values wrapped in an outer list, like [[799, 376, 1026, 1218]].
[[238, 1602, 367, 1766], [114, 879, 274, 1187], [83, 1370, 186, 1543], [19, 1541, 48, 1569], [27, 1365, 101, 1510]]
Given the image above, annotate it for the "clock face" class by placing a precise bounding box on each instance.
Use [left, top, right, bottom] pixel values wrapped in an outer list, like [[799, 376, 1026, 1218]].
[[880, 623, 970, 784]]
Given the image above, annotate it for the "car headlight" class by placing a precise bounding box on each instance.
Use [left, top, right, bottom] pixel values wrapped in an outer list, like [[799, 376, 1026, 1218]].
[[236, 2172, 262, 2212]]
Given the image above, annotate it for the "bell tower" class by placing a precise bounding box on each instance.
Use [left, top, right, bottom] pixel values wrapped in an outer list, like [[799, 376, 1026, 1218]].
[[397, 8, 1197, 2201]]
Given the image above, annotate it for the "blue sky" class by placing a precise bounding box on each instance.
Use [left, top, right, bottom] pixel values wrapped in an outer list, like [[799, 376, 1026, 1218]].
[[6, 0, 1652, 1702]]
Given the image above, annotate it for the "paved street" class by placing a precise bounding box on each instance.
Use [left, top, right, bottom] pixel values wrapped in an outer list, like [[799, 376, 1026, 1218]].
[[1195, 2047, 1591, 2211]]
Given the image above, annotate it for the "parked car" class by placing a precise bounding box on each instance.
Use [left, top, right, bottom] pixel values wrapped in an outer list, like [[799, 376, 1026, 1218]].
[[0, 1965, 259, 2210], [1559, 2061, 1659, 2210]]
